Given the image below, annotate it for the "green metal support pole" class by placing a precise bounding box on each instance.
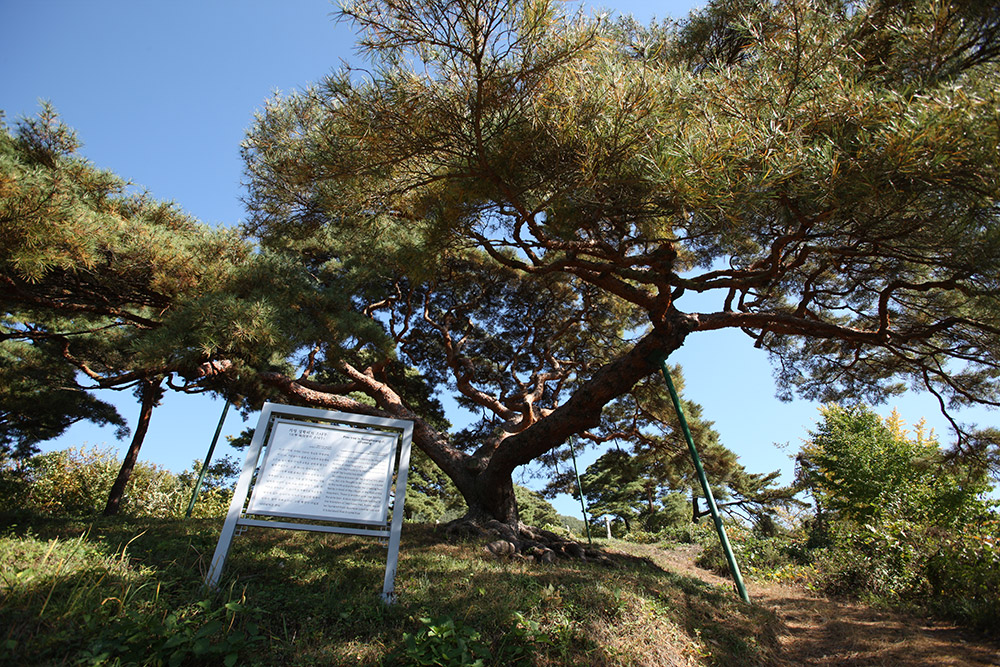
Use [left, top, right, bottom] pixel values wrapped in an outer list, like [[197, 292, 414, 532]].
[[567, 436, 593, 545], [660, 361, 750, 603], [186, 399, 231, 518]]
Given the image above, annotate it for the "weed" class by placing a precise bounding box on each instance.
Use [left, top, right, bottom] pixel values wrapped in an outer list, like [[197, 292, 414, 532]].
[[399, 615, 492, 666]]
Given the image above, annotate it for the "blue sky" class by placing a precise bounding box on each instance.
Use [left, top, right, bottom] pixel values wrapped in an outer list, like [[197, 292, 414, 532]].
[[3, 0, 995, 518]]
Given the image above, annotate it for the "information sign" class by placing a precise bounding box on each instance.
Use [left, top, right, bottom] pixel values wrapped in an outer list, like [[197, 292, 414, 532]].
[[204, 403, 413, 603], [247, 420, 396, 524]]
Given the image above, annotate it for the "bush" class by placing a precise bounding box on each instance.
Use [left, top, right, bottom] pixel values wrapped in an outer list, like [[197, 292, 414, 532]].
[[622, 529, 661, 544], [0, 446, 234, 519], [794, 405, 1000, 631], [657, 523, 699, 544], [514, 485, 560, 529], [812, 517, 1000, 633], [927, 520, 1000, 633], [813, 520, 921, 601], [7, 446, 120, 515], [694, 540, 729, 575], [695, 523, 812, 579]]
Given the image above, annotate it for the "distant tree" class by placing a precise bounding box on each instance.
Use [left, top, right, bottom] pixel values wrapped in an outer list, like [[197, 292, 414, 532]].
[[796, 404, 992, 532], [576, 428, 796, 534], [718, 467, 801, 530], [513, 484, 561, 529], [403, 447, 467, 523], [237, 0, 1000, 531], [177, 454, 241, 493], [579, 449, 649, 532], [557, 513, 587, 536], [545, 369, 749, 523]]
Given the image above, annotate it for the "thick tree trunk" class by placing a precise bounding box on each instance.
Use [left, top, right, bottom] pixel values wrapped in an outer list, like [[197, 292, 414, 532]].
[[485, 319, 693, 481], [103, 378, 160, 516], [471, 320, 692, 524], [466, 471, 519, 526]]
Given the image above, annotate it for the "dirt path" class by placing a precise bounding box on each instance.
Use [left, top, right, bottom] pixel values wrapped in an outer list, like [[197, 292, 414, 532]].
[[633, 543, 1000, 666], [753, 580, 999, 666]]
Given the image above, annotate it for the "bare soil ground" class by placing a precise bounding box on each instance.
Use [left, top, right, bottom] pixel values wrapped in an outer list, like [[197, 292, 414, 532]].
[[629, 543, 1000, 666]]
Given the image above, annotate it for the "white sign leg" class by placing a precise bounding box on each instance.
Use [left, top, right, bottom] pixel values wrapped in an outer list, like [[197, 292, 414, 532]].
[[204, 407, 273, 588], [381, 423, 412, 603]]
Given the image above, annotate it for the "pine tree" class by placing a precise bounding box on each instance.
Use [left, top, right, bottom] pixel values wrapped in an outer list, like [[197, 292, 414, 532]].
[[1, 107, 269, 511], [237, 0, 1000, 527]]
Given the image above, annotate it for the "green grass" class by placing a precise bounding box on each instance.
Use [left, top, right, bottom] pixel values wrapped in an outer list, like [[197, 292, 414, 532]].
[[1, 514, 782, 666]]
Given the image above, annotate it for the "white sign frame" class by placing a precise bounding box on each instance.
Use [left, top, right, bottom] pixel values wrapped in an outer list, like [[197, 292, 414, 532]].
[[205, 402, 413, 603]]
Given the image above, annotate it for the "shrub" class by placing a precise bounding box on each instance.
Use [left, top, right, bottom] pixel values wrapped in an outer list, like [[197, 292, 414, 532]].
[[812, 516, 1000, 633], [13, 446, 119, 515], [695, 539, 729, 575], [696, 523, 812, 579], [794, 405, 1000, 631], [0, 446, 235, 519], [926, 519, 1000, 633], [657, 523, 699, 544], [622, 529, 661, 544]]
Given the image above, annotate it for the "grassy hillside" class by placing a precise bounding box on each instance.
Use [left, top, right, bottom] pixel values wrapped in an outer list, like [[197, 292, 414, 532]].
[[1, 515, 782, 666]]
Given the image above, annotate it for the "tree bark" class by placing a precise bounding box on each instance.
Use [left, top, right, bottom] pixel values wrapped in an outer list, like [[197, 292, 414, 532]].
[[484, 317, 693, 480], [258, 315, 695, 529], [441, 318, 691, 527], [103, 378, 160, 516], [470, 471, 519, 525]]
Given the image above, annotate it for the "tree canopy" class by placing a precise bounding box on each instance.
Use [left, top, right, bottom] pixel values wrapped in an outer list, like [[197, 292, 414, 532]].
[[234, 0, 1000, 524], [5, 0, 1000, 530], [796, 404, 993, 529], [0, 337, 127, 459], [0, 106, 342, 510], [1, 105, 260, 508]]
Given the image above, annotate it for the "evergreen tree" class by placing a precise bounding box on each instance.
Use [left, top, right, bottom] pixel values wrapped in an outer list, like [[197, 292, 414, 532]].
[[0, 107, 289, 511], [236, 0, 1000, 527], [10, 0, 1000, 531], [0, 338, 127, 458]]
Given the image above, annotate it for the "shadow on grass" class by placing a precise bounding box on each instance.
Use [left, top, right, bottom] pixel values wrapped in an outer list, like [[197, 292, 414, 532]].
[[1, 514, 784, 666], [764, 593, 1000, 667]]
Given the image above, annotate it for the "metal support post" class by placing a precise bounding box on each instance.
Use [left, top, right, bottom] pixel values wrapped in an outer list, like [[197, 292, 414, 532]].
[[660, 361, 750, 603], [568, 436, 593, 545], [186, 399, 231, 518]]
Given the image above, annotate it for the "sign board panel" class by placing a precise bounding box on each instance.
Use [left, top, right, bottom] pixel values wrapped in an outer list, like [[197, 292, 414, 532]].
[[247, 419, 396, 525], [205, 402, 413, 603]]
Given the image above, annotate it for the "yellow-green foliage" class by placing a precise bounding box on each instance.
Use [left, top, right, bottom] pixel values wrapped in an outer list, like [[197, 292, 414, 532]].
[[0, 446, 233, 519], [797, 405, 1000, 632]]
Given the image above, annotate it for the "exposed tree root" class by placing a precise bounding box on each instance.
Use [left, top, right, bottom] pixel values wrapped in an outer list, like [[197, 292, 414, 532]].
[[444, 518, 615, 565]]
